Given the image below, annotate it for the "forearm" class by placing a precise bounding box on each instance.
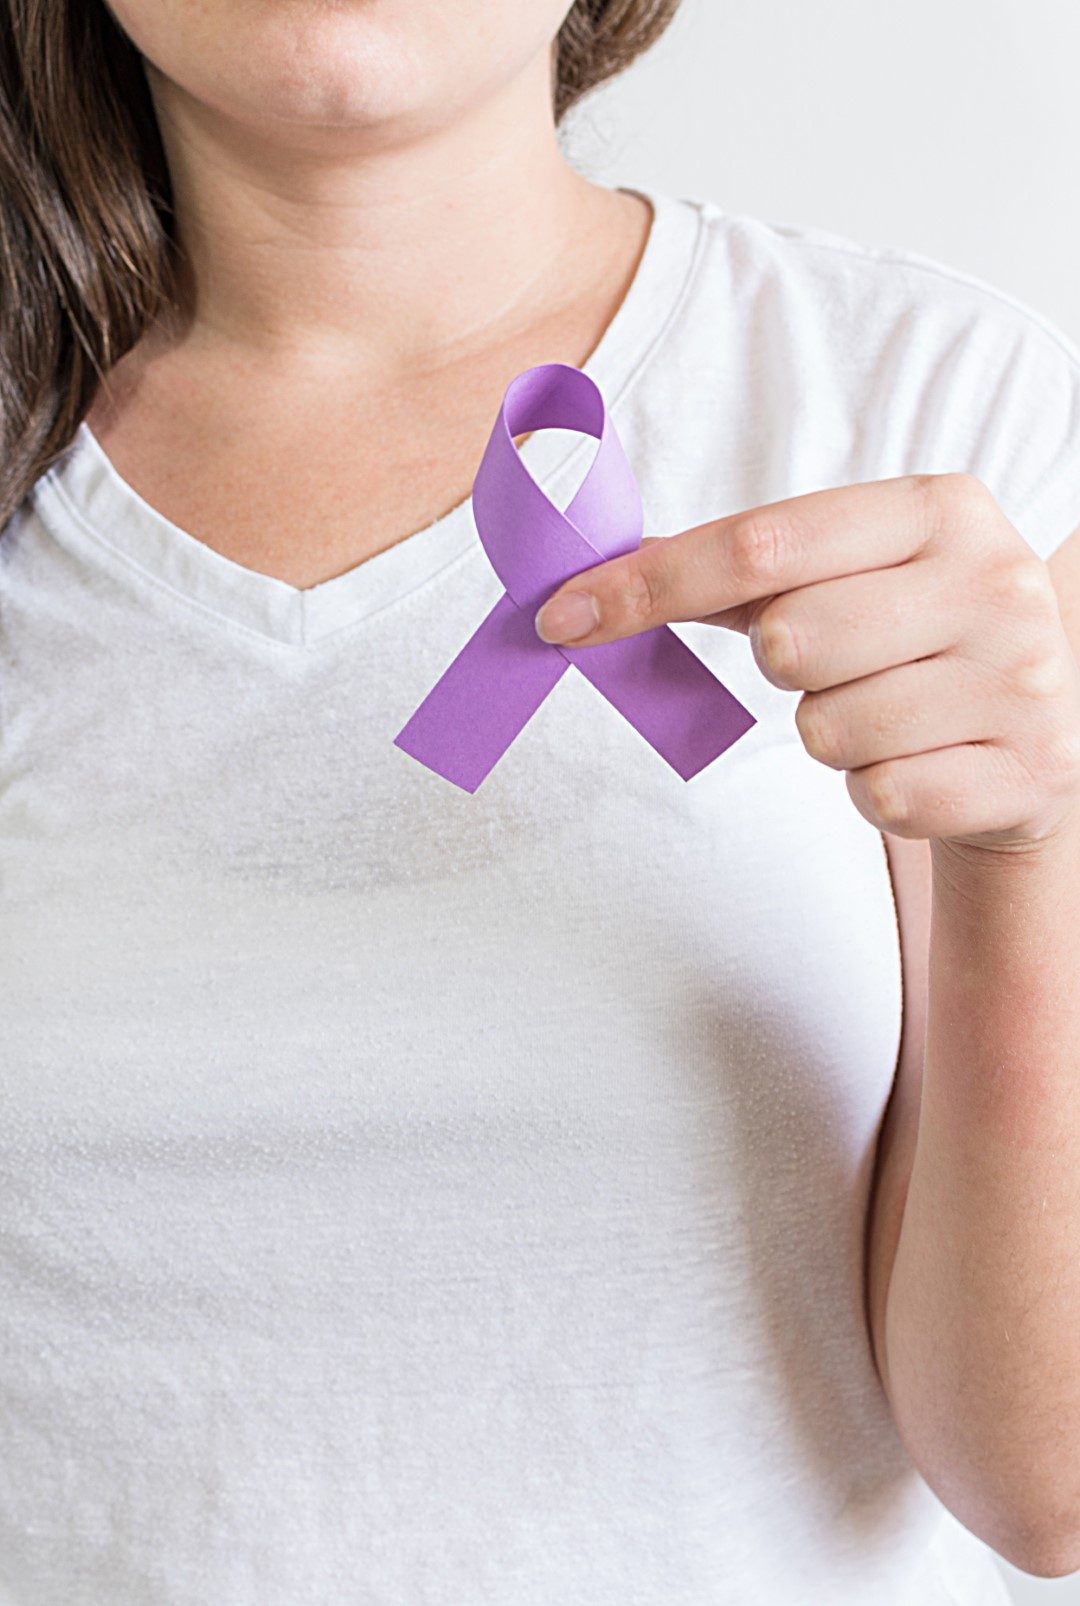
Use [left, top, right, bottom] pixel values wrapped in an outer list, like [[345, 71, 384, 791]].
[[882, 805, 1080, 1572]]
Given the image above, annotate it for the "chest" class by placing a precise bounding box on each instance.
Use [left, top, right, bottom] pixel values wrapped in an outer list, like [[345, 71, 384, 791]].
[[0, 525, 914, 1591], [1, 351, 911, 1278], [0, 606, 902, 1176], [82, 397, 507, 589]]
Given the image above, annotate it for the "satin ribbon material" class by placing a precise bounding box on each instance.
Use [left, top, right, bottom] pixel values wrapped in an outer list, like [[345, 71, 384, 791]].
[[393, 361, 757, 793]]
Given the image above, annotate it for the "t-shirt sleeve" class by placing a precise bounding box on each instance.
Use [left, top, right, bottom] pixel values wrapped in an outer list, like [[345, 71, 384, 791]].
[[821, 227, 1080, 567], [964, 306, 1080, 565]]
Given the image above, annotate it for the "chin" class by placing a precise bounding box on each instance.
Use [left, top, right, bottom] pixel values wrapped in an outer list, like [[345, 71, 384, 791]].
[[245, 12, 425, 124], [126, 1, 443, 136]]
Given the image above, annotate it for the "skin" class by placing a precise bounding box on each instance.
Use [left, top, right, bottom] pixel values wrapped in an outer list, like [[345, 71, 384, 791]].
[[84, 0, 1080, 1577], [88, 0, 652, 586], [535, 476, 1080, 850], [537, 477, 1080, 1574]]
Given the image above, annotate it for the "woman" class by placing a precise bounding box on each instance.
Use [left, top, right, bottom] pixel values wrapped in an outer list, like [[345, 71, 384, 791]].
[[2, 1, 1080, 1601]]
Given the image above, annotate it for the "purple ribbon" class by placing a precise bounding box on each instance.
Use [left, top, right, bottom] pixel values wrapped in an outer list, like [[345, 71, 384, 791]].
[[393, 361, 757, 793]]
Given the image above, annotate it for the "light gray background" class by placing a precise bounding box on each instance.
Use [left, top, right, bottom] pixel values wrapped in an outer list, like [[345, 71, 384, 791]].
[[559, 1, 1080, 1601]]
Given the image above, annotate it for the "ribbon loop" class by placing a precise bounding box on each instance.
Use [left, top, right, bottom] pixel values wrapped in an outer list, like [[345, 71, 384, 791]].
[[394, 362, 756, 793]]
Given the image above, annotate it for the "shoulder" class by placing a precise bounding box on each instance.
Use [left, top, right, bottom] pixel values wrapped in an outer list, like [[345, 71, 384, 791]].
[[675, 194, 1080, 561], [691, 194, 1080, 379]]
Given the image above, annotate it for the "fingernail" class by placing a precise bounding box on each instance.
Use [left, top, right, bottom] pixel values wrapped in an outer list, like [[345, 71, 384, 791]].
[[534, 590, 600, 643]]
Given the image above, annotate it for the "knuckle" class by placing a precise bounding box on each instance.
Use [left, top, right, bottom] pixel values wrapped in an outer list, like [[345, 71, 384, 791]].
[[617, 560, 662, 627], [947, 470, 995, 508], [908, 471, 944, 509], [938, 471, 994, 516], [1012, 649, 1068, 701], [729, 512, 799, 588], [866, 765, 909, 828], [916, 471, 995, 536], [754, 604, 806, 680], [795, 697, 840, 764], [981, 555, 1055, 616], [1012, 557, 1059, 617]]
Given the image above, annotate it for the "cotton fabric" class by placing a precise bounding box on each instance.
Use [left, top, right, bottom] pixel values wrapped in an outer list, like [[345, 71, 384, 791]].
[[2, 183, 1080, 1604]]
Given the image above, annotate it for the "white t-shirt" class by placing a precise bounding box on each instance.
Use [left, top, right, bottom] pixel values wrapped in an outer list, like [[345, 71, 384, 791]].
[[3, 182, 1080, 1606]]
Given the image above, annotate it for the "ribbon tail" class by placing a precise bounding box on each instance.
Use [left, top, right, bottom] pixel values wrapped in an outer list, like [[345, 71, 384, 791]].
[[562, 626, 757, 781], [393, 590, 569, 793]]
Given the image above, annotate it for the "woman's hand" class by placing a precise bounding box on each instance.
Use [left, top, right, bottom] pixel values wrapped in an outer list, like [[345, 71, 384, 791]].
[[534, 473, 1080, 853]]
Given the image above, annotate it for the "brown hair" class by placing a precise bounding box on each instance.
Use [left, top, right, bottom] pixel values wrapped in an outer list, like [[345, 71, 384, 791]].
[[0, 0, 682, 531]]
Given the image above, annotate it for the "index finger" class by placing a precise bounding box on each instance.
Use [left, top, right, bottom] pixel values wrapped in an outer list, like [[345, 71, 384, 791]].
[[533, 472, 948, 647]]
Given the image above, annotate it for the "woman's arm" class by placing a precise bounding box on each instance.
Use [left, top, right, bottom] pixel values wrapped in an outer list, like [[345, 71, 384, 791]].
[[875, 519, 1080, 1578], [534, 478, 1080, 1577]]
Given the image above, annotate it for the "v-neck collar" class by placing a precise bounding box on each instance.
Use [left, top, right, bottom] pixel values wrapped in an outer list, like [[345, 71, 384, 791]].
[[33, 185, 706, 648]]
